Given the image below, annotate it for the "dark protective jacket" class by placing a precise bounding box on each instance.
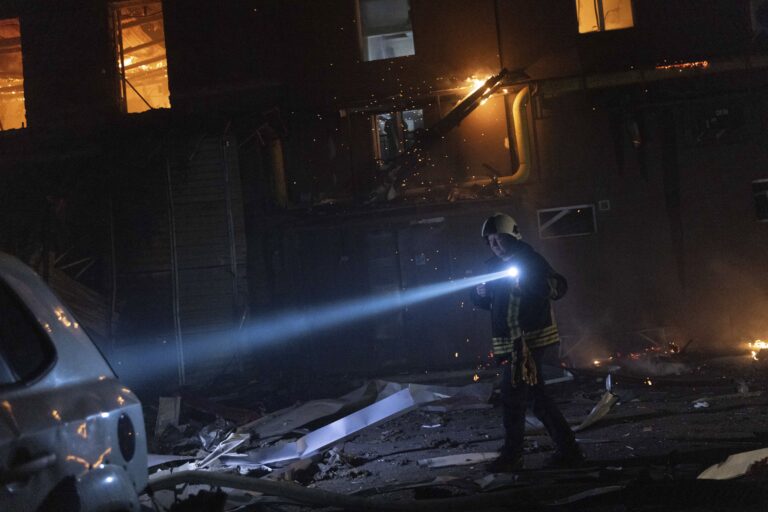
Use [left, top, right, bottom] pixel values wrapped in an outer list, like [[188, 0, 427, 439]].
[[471, 241, 560, 356]]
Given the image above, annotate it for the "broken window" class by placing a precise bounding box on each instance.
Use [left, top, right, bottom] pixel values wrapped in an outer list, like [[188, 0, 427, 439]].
[[111, 0, 170, 113], [373, 109, 423, 165], [0, 18, 26, 130], [358, 0, 415, 61], [576, 0, 634, 33], [538, 204, 597, 239]]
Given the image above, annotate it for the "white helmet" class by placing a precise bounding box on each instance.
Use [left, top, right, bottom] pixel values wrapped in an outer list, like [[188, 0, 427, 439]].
[[481, 213, 522, 240]]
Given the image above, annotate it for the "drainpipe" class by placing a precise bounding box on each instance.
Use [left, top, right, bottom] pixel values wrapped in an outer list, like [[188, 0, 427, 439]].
[[503, 85, 532, 185]]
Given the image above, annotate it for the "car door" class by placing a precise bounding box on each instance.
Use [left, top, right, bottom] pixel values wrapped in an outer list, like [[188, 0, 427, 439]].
[[0, 278, 60, 511]]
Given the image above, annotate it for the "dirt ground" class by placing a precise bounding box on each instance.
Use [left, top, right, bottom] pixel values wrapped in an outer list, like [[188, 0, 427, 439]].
[[146, 354, 768, 511]]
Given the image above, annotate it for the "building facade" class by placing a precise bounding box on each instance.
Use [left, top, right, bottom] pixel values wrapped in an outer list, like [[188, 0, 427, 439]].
[[1, 0, 766, 389]]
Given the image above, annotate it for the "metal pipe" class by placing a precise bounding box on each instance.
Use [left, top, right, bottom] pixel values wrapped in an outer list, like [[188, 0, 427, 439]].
[[402, 85, 532, 196], [221, 133, 241, 351], [165, 151, 185, 386]]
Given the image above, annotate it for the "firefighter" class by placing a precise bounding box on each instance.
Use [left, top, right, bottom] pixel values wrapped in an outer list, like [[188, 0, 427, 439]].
[[472, 213, 583, 471]]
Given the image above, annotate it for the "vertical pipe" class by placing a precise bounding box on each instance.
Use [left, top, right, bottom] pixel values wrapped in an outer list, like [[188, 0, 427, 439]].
[[596, 0, 606, 31], [108, 189, 117, 352], [165, 150, 185, 386], [494, 0, 517, 173], [271, 139, 288, 207], [221, 133, 242, 371]]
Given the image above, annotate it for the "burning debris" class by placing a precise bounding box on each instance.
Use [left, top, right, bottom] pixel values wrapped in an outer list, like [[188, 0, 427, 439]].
[[749, 339, 767, 361], [587, 340, 695, 378]]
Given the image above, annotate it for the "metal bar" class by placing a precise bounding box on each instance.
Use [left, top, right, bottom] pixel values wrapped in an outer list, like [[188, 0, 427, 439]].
[[123, 54, 166, 71], [73, 259, 96, 280], [119, 11, 163, 30], [123, 40, 164, 55], [165, 151, 185, 386], [221, 132, 241, 369], [0, 37, 20, 49], [115, 8, 128, 112], [124, 77, 154, 110], [596, 0, 605, 32], [109, 192, 117, 351], [58, 256, 92, 271]]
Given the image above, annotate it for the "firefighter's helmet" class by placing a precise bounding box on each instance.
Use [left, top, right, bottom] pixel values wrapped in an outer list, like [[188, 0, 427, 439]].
[[481, 213, 522, 240]]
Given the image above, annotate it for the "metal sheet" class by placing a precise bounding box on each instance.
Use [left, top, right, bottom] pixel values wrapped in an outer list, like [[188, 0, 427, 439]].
[[240, 388, 418, 466], [698, 448, 768, 480], [229, 380, 494, 467]]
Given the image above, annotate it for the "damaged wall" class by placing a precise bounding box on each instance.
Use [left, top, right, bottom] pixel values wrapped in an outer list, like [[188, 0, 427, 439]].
[[0, 0, 766, 390]]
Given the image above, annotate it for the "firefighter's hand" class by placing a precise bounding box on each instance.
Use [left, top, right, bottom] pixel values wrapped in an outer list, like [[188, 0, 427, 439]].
[[476, 283, 487, 297]]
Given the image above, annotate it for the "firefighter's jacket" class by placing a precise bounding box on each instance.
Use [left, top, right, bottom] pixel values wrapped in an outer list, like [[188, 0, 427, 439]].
[[471, 242, 560, 357]]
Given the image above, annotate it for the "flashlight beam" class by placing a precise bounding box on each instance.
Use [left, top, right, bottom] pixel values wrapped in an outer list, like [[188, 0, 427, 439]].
[[242, 269, 512, 350], [118, 268, 515, 388]]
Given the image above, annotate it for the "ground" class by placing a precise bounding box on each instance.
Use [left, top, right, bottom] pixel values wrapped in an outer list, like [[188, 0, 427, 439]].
[[145, 353, 768, 511]]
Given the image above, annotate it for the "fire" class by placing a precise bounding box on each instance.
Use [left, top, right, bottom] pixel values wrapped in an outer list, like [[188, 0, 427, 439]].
[[592, 356, 614, 367], [655, 60, 709, 71], [473, 373, 480, 382], [466, 76, 489, 92], [644, 377, 653, 386], [457, 76, 494, 106], [749, 339, 767, 361]]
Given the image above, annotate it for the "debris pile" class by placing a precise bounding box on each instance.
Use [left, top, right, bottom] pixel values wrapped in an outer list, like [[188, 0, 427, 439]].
[[141, 357, 768, 511]]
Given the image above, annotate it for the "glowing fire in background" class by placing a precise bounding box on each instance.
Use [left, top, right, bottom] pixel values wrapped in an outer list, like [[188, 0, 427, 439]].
[[749, 340, 767, 361], [592, 356, 614, 367]]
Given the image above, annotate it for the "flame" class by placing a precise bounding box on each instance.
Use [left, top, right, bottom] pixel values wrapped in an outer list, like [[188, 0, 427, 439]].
[[466, 76, 488, 92], [51, 409, 62, 421], [749, 339, 767, 361], [456, 75, 494, 106], [473, 373, 480, 382], [592, 356, 614, 367], [644, 377, 653, 386]]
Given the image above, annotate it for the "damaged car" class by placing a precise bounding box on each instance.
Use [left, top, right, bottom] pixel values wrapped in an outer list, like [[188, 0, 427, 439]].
[[0, 252, 147, 512]]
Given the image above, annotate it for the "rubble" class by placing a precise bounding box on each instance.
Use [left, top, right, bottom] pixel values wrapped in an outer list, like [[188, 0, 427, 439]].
[[698, 448, 768, 480], [141, 354, 768, 511]]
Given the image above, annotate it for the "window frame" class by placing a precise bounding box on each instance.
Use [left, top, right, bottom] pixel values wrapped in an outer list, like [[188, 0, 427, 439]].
[[109, 0, 170, 113], [576, 0, 635, 34], [356, 0, 416, 62], [0, 16, 27, 131], [0, 278, 57, 388], [371, 108, 424, 166], [537, 204, 598, 239]]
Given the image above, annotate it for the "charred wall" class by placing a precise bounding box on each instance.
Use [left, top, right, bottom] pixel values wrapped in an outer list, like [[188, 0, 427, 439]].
[[15, 0, 116, 127]]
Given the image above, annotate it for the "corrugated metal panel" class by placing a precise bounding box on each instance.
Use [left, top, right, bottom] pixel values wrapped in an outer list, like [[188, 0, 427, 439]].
[[49, 268, 110, 341], [167, 134, 248, 384]]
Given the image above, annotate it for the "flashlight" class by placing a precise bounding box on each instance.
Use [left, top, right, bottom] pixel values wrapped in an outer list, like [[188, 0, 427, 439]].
[[505, 266, 520, 278]]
